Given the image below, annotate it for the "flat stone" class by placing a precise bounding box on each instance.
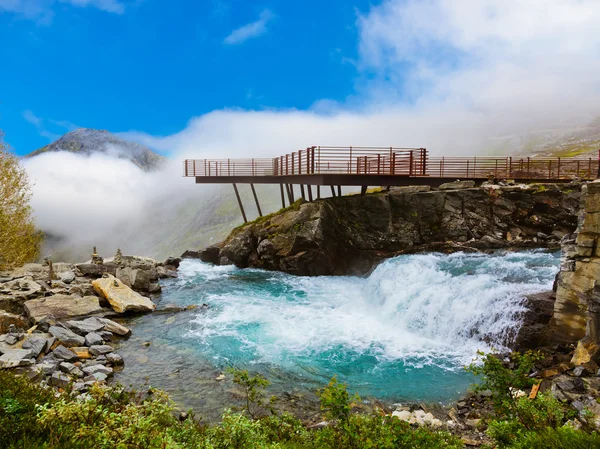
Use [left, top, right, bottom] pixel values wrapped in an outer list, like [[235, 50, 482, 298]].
[[48, 326, 85, 347], [89, 345, 114, 356], [53, 345, 78, 362], [59, 362, 78, 373], [82, 364, 113, 377], [93, 372, 108, 382], [66, 318, 105, 335], [25, 295, 104, 324], [0, 349, 34, 368], [70, 347, 91, 359], [439, 180, 476, 190], [84, 332, 103, 347], [98, 318, 131, 336], [92, 275, 156, 314]]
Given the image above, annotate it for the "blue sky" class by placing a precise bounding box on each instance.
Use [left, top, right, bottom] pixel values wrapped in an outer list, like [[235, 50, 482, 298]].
[[0, 0, 377, 155]]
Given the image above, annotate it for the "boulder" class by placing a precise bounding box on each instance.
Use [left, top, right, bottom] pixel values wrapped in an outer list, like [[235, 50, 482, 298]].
[[0, 349, 34, 368], [89, 345, 114, 356], [22, 336, 51, 358], [82, 364, 113, 377], [49, 371, 71, 388], [70, 347, 91, 359], [75, 263, 118, 278], [24, 295, 104, 324], [66, 318, 105, 335], [157, 266, 178, 279], [106, 352, 124, 366], [181, 250, 201, 259], [48, 326, 85, 347], [97, 318, 131, 336], [199, 245, 222, 264], [52, 345, 78, 362], [92, 275, 156, 314], [84, 332, 103, 346], [0, 311, 29, 333]]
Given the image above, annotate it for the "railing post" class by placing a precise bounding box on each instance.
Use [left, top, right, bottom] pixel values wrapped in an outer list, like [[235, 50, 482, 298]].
[[548, 160, 551, 179], [467, 159, 470, 178], [508, 157, 512, 178], [349, 146, 353, 174], [193, 160, 196, 176], [228, 159, 231, 176], [527, 157, 530, 177], [291, 153, 295, 175], [557, 157, 561, 179], [409, 151, 413, 176]]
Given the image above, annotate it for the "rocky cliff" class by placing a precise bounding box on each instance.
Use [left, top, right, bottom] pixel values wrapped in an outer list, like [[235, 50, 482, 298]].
[[199, 183, 582, 276], [552, 181, 600, 364]]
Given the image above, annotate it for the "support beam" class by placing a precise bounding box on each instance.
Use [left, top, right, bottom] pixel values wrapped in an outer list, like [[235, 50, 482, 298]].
[[361, 185, 368, 196], [307, 184, 313, 201], [232, 183, 247, 223], [250, 183, 262, 217], [280, 184, 286, 209], [300, 184, 306, 201], [317, 185, 321, 199], [287, 184, 295, 203], [337, 185, 342, 197], [330, 185, 336, 197]]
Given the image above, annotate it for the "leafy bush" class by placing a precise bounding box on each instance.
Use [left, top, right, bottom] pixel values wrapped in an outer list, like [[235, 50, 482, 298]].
[[466, 350, 542, 417], [226, 367, 275, 418], [506, 426, 600, 449]]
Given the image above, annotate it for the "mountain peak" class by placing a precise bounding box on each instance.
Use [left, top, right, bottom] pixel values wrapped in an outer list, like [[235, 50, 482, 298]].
[[27, 128, 166, 172]]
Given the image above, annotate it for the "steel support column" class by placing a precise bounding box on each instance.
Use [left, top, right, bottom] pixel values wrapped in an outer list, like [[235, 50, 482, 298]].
[[250, 183, 262, 217], [232, 183, 247, 223]]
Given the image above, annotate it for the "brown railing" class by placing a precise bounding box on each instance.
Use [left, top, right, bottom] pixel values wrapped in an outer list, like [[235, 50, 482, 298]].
[[184, 146, 427, 177], [183, 147, 599, 181]]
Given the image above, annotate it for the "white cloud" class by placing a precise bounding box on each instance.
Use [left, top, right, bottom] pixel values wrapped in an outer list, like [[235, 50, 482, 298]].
[[23, 110, 42, 127], [224, 9, 274, 45], [23, 0, 600, 260], [0, 0, 125, 22], [23, 110, 74, 141]]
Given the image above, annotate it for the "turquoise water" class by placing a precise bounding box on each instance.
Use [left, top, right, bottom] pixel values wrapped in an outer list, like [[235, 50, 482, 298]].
[[114, 250, 559, 419]]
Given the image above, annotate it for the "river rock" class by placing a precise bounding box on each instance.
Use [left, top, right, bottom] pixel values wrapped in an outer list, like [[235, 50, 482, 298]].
[[89, 344, 114, 356], [0, 349, 34, 368], [52, 345, 78, 361], [66, 318, 105, 335], [49, 326, 85, 347], [106, 352, 124, 366], [199, 245, 222, 264], [92, 275, 156, 314], [83, 364, 113, 377], [97, 318, 131, 336], [24, 295, 104, 324], [0, 311, 29, 333], [85, 332, 103, 346], [22, 336, 51, 358], [75, 263, 118, 278]]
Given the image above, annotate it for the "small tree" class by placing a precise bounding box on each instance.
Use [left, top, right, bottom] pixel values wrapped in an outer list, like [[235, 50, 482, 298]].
[[0, 132, 42, 269]]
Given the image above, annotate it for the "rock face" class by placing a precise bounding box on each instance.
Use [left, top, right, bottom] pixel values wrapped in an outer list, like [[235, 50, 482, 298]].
[[552, 181, 600, 364], [200, 184, 581, 276], [92, 275, 156, 314], [512, 291, 557, 351]]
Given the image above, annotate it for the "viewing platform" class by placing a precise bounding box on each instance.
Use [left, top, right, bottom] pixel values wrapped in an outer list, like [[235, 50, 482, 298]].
[[183, 146, 599, 222]]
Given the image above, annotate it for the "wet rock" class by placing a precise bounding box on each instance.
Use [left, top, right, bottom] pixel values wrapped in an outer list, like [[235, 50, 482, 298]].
[[49, 326, 85, 347], [157, 266, 177, 279], [92, 275, 156, 314], [512, 291, 556, 351], [199, 245, 222, 264], [25, 295, 104, 324], [89, 345, 114, 356], [181, 250, 201, 259], [0, 349, 34, 368], [106, 352, 124, 366]]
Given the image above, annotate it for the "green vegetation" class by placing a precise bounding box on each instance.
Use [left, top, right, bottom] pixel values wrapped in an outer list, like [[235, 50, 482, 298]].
[[0, 131, 42, 270], [2, 351, 600, 449], [0, 369, 461, 449], [227, 199, 305, 241], [467, 351, 599, 448]]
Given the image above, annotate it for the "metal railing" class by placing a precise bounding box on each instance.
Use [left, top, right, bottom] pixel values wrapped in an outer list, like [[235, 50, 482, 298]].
[[184, 147, 427, 177], [183, 147, 599, 181]]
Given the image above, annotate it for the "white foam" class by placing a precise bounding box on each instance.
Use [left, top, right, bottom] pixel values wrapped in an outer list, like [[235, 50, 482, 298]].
[[182, 251, 557, 369]]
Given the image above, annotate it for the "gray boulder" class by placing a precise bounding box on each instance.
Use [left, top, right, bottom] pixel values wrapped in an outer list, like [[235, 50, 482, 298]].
[[50, 371, 71, 388], [0, 349, 34, 368], [438, 180, 476, 190], [89, 345, 114, 356], [49, 326, 85, 347], [22, 336, 51, 358], [66, 318, 105, 335], [106, 352, 124, 366], [82, 364, 113, 377], [53, 345, 78, 362], [84, 332, 103, 346]]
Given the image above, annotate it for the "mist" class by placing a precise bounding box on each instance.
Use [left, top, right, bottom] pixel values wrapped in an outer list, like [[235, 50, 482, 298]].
[[22, 0, 600, 261]]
